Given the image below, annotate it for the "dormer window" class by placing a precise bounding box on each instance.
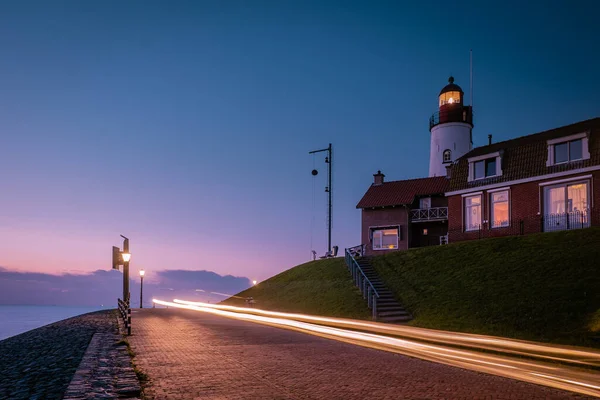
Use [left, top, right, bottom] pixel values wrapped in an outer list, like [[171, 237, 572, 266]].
[[547, 132, 590, 166], [474, 158, 496, 179], [468, 152, 503, 182], [554, 139, 582, 164]]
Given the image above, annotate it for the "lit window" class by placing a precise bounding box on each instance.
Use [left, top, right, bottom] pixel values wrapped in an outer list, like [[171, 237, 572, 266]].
[[372, 228, 399, 250], [443, 149, 452, 163], [490, 191, 509, 228], [464, 195, 482, 231], [423, 228, 428, 235], [474, 158, 497, 179], [543, 181, 590, 232], [439, 91, 461, 106]]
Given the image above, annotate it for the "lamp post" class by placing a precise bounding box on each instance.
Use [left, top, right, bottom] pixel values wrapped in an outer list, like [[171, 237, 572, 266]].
[[120, 235, 131, 304], [139, 270, 145, 308]]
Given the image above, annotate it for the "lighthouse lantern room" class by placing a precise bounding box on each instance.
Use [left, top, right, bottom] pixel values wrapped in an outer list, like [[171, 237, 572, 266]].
[[428, 77, 473, 177]]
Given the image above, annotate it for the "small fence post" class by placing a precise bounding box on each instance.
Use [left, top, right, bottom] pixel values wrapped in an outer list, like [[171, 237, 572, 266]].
[[540, 215, 545, 232], [372, 295, 377, 320], [519, 220, 524, 235], [367, 287, 372, 308], [127, 305, 131, 336]]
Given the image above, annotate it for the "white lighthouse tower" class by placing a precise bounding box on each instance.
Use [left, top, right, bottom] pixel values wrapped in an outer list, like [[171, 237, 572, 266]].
[[428, 76, 473, 177]]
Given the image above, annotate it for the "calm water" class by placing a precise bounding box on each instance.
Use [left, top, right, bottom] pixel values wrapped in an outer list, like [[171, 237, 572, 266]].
[[0, 305, 108, 341]]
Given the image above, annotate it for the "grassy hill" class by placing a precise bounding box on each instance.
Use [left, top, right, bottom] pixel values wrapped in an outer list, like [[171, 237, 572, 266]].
[[224, 228, 600, 347], [223, 257, 371, 320]]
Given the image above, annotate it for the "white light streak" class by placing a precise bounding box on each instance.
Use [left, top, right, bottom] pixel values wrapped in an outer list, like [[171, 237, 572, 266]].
[[152, 298, 600, 398]]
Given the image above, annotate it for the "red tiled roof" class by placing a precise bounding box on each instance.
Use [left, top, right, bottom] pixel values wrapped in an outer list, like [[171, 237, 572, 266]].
[[448, 117, 600, 192], [356, 176, 449, 209]]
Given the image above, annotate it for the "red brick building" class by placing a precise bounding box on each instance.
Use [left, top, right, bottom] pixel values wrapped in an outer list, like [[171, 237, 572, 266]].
[[355, 76, 598, 253], [446, 118, 600, 242], [356, 172, 449, 256]]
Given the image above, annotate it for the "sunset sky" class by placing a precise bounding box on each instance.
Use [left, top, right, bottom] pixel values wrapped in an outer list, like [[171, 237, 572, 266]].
[[1, 1, 598, 292]]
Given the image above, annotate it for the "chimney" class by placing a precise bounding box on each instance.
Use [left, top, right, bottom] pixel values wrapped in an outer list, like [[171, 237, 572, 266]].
[[373, 170, 385, 185], [445, 164, 452, 179], [488, 134, 493, 145]]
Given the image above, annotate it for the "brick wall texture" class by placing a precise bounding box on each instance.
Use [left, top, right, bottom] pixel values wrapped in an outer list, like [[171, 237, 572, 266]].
[[448, 170, 600, 243], [361, 207, 408, 256]]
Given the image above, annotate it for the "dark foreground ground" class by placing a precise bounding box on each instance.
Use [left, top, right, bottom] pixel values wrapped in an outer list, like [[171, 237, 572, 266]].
[[129, 308, 593, 400], [0, 310, 116, 400]]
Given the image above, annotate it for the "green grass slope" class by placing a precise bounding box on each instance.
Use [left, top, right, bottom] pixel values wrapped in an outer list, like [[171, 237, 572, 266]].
[[222, 257, 371, 319], [372, 227, 600, 347]]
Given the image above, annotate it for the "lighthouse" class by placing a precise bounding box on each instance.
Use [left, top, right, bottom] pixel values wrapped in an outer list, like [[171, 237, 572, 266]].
[[428, 77, 473, 177]]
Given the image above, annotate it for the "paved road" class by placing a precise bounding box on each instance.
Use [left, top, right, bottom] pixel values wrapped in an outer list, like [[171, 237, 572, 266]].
[[127, 308, 592, 400]]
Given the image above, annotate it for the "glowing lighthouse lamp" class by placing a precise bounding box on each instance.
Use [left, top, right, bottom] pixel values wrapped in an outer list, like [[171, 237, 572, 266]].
[[428, 76, 474, 177]]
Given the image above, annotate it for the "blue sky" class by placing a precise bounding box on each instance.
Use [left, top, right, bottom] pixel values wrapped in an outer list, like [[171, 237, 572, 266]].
[[0, 1, 598, 290]]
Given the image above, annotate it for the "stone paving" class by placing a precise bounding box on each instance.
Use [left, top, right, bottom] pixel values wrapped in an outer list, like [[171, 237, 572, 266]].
[[0, 310, 116, 400], [128, 308, 593, 400], [62, 332, 141, 400]]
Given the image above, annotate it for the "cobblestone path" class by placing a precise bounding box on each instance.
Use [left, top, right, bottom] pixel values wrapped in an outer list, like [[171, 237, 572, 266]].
[[128, 308, 592, 400], [62, 332, 141, 400], [0, 310, 116, 400]]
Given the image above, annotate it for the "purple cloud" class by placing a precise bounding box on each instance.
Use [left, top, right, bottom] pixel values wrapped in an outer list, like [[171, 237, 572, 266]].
[[0, 267, 250, 306]]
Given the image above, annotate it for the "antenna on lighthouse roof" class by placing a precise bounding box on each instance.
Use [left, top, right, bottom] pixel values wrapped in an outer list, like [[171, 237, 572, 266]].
[[470, 49, 473, 108]]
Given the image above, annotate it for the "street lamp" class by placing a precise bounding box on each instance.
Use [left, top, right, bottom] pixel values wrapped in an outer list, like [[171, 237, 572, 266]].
[[139, 269, 145, 308], [111, 235, 131, 304], [252, 280, 257, 285]]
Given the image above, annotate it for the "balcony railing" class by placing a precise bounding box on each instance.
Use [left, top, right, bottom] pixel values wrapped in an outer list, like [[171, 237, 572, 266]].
[[543, 210, 590, 232], [429, 106, 473, 130], [410, 207, 448, 222]]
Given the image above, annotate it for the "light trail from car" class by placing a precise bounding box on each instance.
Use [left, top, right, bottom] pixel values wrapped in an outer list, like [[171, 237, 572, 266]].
[[153, 298, 600, 398], [171, 299, 600, 368]]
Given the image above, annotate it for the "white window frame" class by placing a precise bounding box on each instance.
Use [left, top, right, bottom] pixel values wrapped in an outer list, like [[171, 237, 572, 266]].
[[371, 226, 400, 250], [490, 189, 510, 228], [546, 132, 590, 166], [443, 149, 452, 163], [467, 152, 503, 182], [464, 194, 482, 232], [542, 179, 590, 231]]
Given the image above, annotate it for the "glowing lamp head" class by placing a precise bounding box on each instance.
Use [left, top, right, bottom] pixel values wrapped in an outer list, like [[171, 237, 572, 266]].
[[448, 97, 454, 104], [139, 269, 145, 277], [121, 252, 131, 262], [252, 280, 257, 285]]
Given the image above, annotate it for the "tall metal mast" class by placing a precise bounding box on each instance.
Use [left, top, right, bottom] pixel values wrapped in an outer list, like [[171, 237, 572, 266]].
[[309, 143, 333, 253]]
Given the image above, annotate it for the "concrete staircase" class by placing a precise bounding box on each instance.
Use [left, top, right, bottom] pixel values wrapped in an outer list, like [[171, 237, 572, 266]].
[[355, 257, 412, 323]]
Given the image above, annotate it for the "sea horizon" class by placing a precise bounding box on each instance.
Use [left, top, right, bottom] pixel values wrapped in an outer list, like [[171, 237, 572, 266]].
[[0, 304, 110, 341]]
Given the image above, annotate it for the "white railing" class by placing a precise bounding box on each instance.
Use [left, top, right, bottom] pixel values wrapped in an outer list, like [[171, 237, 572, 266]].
[[410, 207, 448, 221], [344, 246, 379, 320], [543, 210, 590, 232]]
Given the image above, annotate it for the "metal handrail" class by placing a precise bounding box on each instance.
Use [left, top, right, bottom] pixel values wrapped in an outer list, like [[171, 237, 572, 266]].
[[118, 298, 131, 336], [345, 246, 380, 320]]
